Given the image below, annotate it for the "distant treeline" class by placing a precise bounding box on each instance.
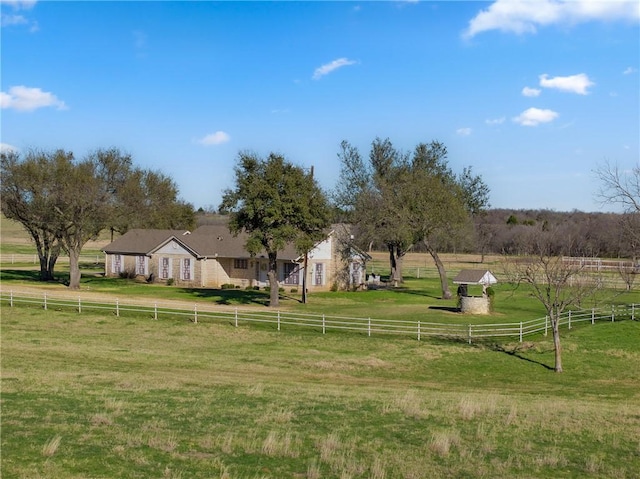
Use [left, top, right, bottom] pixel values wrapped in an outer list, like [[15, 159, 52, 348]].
[[197, 209, 638, 260], [471, 209, 637, 258]]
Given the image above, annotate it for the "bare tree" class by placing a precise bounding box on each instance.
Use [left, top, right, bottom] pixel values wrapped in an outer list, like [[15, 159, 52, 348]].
[[595, 161, 640, 212], [503, 229, 601, 372]]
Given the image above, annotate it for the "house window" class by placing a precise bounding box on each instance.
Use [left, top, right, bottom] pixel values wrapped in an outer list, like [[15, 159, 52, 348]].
[[181, 258, 192, 280], [112, 254, 122, 274], [160, 257, 171, 279], [314, 263, 324, 286], [234, 259, 248, 269], [136, 256, 147, 275], [283, 263, 299, 285]]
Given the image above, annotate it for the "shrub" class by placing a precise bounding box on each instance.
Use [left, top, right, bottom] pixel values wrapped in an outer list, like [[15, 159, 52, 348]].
[[166, 278, 174, 286], [330, 282, 339, 292], [119, 268, 137, 280], [221, 283, 235, 290], [290, 288, 298, 293]]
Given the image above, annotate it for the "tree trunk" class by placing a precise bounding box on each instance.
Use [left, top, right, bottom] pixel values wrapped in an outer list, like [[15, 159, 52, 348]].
[[388, 244, 397, 283], [551, 316, 563, 372], [68, 247, 82, 289], [424, 239, 452, 299], [302, 253, 308, 304], [267, 252, 279, 307], [394, 246, 405, 286]]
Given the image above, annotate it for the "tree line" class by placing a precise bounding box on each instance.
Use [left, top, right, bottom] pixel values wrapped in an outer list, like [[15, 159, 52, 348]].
[[1, 148, 195, 289]]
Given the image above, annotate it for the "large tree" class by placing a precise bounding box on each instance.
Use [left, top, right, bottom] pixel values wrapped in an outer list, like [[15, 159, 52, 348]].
[[334, 138, 489, 298], [1, 149, 69, 281], [220, 152, 331, 307], [1, 148, 195, 288]]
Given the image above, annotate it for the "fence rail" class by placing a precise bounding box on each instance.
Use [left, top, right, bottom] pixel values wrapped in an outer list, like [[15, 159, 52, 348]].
[[1, 290, 636, 343], [0, 254, 104, 265]]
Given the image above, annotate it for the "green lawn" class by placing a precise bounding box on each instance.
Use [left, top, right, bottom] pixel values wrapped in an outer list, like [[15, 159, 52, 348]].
[[2, 305, 639, 478]]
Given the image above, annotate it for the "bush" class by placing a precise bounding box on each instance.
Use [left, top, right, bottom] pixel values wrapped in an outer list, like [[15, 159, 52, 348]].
[[330, 282, 339, 292], [290, 288, 298, 293], [119, 268, 137, 280], [166, 278, 174, 286], [221, 283, 235, 290]]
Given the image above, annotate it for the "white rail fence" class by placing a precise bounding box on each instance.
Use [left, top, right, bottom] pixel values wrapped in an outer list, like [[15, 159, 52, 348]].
[[1, 290, 636, 343], [0, 254, 103, 265]]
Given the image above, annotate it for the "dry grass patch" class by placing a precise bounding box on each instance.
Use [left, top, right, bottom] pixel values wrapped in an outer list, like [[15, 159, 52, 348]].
[[429, 429, 461, 457], [41, 435, 62, 457]]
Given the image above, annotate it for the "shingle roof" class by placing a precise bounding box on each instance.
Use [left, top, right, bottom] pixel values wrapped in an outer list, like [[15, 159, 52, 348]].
[[102, 224, 302, 261], [102, 229, 190, 254], [452, 270, 498, 285]]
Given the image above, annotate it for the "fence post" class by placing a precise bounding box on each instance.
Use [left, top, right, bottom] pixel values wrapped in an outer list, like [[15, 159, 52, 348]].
[[154, 303, 158, 320], [235, 308, 238, 328], [545, 316, 548, 336], [568, 310, 571, 330], [417, 320, 421, 341], [194, 304, 198, 324], [468, 324, 472, 345], [322, 314, 326, 334], [10, 290, 13, 308], [44, 293, 47, 311], [519, 322, 523, 343], [611, 305, 615, 322], [368, 318, 371, 337], [632, 303, 635, 321], [78, 297, 82, 314], [278, 311, 281, 331], [116, 299, 119, 317], [591, 308, 595, 325]]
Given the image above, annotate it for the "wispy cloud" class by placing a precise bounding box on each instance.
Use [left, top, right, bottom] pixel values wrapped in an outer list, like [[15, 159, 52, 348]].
[[197, 131, 230, 146], [456, 127, 472, 136], [1, 0, 38, 31], [312, 58, 357, 80], [539, 73, 594, 95], [463, 0, 640, 38], [0, 85, 67, 112], [522, 86, 541, 97], [513, 107, 558, 126], [623, 66, 637, 75], [485, 117, 505, 125]]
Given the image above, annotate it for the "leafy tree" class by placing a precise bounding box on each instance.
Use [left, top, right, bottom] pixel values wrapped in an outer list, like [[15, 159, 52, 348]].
[[1, 148, 194, 289], [220, 152, 331, 307], [335, 138, 489, 298], [1, 149, 69, 280]]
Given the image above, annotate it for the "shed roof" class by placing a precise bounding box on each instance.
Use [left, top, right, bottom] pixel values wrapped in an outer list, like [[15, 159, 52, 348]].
[[452, 270, 498, 285]]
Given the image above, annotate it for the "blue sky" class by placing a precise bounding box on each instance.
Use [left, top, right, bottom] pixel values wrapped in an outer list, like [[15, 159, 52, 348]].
[[1, 0, 638, 212]]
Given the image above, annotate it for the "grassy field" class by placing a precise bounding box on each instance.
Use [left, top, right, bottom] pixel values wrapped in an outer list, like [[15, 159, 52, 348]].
[[2, 215, 640, 478]]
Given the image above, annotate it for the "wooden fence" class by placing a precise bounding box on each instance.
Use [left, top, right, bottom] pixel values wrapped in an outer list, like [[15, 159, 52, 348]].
[[1, 290, 636, 344]]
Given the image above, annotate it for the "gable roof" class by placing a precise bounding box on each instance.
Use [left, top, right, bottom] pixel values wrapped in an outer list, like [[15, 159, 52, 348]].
[[452, 270, 498, 285], [102, 229, 190, 255], [103, 225, 307, 261]]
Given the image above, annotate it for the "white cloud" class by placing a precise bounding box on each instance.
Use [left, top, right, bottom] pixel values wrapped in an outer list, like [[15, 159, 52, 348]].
[[1, 0, 38, 30], [623, 66, 637, 75], [312, 58, 357, 80], [463, 0, 640, 38], [456, 127, 472, 136], [485, 117, 505, 125], [513, 107, 559, 126], [522, 86, 541, 97], [1, 85, 67, 111], [539, 73, 594, 94], [0, 143, 18, 153], [197, 131, 230, 146]]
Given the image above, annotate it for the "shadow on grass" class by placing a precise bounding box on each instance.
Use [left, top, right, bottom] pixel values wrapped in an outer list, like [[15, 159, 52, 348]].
[[0, 269, 58, 283], [183, 287, 271, 306], [488, 343, 555, 371], [428, 305, 460, 313]]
